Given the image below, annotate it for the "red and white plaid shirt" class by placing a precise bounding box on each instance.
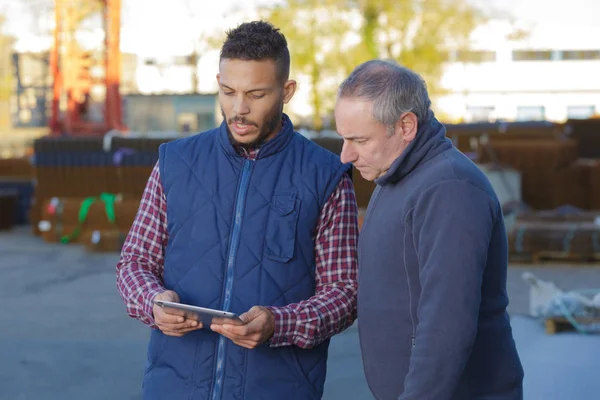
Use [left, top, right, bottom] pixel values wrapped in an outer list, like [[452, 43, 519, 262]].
[[116, 147, 359, 349]]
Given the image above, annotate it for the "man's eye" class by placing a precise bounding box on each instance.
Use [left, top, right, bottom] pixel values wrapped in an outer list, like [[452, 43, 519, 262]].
[[250, 94, 265, 99], [223, 92, 234, 96]]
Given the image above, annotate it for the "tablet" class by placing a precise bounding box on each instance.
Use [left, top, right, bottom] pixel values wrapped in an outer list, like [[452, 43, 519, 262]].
[[153, 300, 242, 325]]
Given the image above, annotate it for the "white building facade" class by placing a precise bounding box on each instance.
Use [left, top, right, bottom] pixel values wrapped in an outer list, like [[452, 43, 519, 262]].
[[437, 20, 600, 123]]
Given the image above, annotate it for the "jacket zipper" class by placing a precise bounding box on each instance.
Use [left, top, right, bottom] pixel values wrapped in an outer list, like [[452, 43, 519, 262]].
[[210, 159, 254, 400], [403, 220, 417, 349]]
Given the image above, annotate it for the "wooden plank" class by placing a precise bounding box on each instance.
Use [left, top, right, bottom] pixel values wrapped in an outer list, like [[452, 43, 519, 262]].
[[545, 316, 600, 334], [509, 251, 600, 264]]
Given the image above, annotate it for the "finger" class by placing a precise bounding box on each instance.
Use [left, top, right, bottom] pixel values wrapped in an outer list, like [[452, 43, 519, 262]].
[[220, 323, 250, 336], [174, 326, 202, 334], [155, 311, 186, 325], [160, 323, 202, 336], [161, 330, 184, 337], [238, 306, 262, 324], [158, 320, 202, 331], [210, 325, 244, 342], [231, 339, 260, 349], [212, 316, 245, 326], [161, 307, 187, 317]]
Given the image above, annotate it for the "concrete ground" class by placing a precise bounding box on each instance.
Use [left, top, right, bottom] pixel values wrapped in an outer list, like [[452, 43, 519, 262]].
[[2, 226, 600, 400]]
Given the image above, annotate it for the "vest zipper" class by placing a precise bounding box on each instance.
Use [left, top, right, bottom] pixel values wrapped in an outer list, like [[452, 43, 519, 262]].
[[211, 159, 254, 400]]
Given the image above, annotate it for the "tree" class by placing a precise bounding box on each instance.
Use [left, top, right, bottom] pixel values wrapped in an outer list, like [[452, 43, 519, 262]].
[[261, 0, 353, 131], [0, 14, 13, 102], [258, 0, 484, 129], [347, 0, 482, 94]]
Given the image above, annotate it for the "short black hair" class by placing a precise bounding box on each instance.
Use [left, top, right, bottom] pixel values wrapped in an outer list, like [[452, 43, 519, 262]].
[[220, 21, 290, 82]]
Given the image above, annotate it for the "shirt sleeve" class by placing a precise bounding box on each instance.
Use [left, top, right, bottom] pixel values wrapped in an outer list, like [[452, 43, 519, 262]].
[[116, 162, 168, 328], [267, 173, 359, 349]]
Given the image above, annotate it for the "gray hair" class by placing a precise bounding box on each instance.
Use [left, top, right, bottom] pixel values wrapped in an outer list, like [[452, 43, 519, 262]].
[[337, 60, 431, 135]]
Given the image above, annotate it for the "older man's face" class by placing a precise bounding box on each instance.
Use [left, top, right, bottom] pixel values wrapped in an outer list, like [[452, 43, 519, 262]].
[[334, 97, 406, 181]]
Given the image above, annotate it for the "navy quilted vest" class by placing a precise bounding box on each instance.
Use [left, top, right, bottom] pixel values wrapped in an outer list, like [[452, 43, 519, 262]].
[[142, 116, 350, 400]]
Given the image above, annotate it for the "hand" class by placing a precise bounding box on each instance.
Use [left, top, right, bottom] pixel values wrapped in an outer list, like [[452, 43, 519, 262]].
[[210, 306, 275, 349], [152, 290, 203, 337]]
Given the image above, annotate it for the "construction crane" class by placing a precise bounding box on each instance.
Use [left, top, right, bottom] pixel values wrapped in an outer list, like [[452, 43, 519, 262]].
[[49, 0, 125, 136]]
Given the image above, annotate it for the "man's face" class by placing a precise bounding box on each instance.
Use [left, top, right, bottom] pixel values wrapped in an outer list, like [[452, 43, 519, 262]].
[[217, 58, 296, 148], [334, 97, 407, 181]]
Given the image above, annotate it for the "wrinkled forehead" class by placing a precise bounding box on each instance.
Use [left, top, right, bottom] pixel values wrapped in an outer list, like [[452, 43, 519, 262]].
[[335, 97, 381, 136]]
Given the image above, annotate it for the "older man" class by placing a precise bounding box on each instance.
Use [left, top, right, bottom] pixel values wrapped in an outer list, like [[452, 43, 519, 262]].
[[334, 60, 524, 400]]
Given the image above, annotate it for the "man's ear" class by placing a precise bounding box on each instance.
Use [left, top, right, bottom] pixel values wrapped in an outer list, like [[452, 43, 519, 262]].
[[283, 80, 297, 104], [394, 112, 418, 142]]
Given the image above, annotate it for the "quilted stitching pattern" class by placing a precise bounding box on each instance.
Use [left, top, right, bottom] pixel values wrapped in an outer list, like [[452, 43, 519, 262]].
[[151, 125, 349, 400]]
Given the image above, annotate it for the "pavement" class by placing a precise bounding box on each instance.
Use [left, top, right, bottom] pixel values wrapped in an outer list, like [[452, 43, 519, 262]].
[[2, 226, 600, 400]]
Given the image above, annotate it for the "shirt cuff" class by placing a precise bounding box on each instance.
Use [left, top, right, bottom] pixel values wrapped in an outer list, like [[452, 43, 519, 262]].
[[142, 285, 167, 326], [266, 306, 297, 347]]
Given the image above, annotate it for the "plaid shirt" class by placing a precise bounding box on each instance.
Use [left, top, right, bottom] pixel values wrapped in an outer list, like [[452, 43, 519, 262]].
[[116, 147, 359, 349]]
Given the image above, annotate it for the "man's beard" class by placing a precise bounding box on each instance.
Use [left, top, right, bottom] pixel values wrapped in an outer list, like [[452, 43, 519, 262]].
[[222, 101, 284, 150]]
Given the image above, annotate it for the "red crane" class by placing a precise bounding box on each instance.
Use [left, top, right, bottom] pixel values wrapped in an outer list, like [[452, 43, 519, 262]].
[[49, 0, 125, 136]]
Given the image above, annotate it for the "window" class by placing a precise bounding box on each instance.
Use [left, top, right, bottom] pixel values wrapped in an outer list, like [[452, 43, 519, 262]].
[[567, 106, 595, 119], [560, 50, 600, 60], [516, 106, 545, 121], [466, 106, 495, 122], [454, 50, 496, 63], [197, 113, 214, 132], [512, 50, 553, 61], [177, 112, 199, 133]]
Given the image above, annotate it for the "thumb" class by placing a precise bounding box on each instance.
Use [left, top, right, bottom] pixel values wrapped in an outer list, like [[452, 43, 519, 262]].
[[161, 290, 180, 303], [239, 306, 262, 324]]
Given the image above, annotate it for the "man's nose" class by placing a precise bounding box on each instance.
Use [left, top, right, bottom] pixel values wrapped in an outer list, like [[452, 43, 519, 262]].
[[233, 96, 250, 115], [340, 141, 357, 164]]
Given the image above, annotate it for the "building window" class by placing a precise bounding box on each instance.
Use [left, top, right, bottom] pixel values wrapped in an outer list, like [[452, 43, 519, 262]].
[[567, 106, 595, 119], [516, 106, 545, 121], [177, 112, 204, 133], [454, 50, 496, 63], [466, 106, 495, 122], [560, 50, 600, 60], [512, 50, 553, 61]]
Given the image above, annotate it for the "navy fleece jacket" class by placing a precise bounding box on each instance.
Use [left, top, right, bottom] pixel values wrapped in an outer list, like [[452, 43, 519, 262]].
[[357, 111, 524, 400]]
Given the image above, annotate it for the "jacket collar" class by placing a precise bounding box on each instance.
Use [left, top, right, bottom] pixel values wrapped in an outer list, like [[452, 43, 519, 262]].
[[375, 110, 452, 186]]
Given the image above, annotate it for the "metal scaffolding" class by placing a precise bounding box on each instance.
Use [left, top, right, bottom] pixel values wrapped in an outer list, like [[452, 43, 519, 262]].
[[50, 0, 125, 135]]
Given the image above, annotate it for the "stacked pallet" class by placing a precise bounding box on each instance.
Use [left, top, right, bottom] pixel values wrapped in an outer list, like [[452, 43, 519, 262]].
[[508, 207, 600, 262], [567, 118, 600, 159], [0, 157, 35, 229], [478, 138, 583, 210], [37, 196, 139, 252], [446, 121, 564, 154], [0, 157, 34, 179], [30, 136, 173, 252]]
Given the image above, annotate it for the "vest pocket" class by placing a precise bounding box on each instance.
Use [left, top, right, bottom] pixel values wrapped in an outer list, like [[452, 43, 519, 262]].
[[265, 192, 299, 263]]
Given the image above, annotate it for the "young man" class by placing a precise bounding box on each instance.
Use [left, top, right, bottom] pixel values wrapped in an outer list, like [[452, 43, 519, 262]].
[[117, 21, 359, 400], [334, 60, 524, 400]]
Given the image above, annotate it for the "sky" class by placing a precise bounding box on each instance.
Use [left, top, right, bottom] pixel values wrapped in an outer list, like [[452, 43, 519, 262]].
[[1, 0, 599, 56], [1, 0, 599, 106]]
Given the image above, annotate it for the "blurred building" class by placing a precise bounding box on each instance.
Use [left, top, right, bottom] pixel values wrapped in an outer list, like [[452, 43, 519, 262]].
[[438, 20, 600, 123], [10, 52, 51, 128], [121, 52, 140, 95], [123, 93, 218, 134]]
